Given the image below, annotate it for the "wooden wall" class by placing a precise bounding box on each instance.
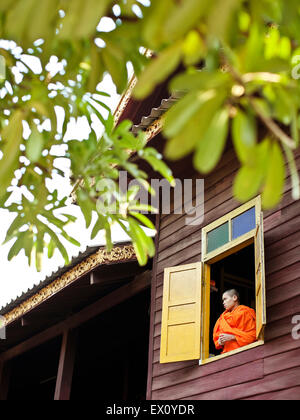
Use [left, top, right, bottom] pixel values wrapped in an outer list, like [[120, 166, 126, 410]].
[[146, 141, 300, 400]]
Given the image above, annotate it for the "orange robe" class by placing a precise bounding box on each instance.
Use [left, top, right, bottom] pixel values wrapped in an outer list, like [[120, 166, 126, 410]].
[[213, 305, 256, 354]]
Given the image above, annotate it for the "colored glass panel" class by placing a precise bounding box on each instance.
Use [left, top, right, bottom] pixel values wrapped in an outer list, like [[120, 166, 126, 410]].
[[232, 207, 256, 240], [207, 222, 229, 253]]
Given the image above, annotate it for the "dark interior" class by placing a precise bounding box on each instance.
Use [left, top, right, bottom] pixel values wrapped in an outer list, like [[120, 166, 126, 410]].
[[70, 288, 150, 401], [209, 243, 256, 356], [7, 337, 62, 400], [6, 288, 150, 401]]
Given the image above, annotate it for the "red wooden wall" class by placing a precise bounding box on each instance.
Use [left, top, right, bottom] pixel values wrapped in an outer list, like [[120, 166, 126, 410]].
[[146, 141, 300, 400]]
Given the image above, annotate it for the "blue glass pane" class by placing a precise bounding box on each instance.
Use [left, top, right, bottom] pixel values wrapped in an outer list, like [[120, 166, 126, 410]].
[[232, 207, 256, 240], [207, 222, 229, 253]]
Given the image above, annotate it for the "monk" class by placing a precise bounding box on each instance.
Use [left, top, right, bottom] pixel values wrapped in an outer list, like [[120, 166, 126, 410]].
[[213, 289, 256, 354]]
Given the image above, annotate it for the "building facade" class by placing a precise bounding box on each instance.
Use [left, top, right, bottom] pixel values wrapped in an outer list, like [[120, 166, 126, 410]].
[[0, 83, 300, 400]]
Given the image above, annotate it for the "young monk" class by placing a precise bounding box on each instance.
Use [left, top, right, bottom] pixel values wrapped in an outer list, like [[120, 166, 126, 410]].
[[213, 289, 256, 354]]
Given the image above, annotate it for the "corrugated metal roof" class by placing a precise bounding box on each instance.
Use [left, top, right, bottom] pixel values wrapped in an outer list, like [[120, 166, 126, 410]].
[[0, 238, 134, 316], [131, 93, 182, 135]]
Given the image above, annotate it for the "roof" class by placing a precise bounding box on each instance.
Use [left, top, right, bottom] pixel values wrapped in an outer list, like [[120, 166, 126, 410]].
[[0, 240, 137, 323], [131, 93, 181, 135], [0, 245, 99, 316], [0, 240, 155, 353]]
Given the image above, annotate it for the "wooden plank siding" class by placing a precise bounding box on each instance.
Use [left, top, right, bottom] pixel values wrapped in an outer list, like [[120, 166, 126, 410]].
[[147, 142, 300, 400]]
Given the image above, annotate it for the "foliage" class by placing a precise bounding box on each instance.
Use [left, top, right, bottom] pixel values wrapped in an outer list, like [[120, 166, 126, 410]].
[[0, 0, 300, 270]]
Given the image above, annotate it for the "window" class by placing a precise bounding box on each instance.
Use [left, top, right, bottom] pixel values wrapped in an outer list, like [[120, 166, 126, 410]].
[[160, 196, 266, 364]]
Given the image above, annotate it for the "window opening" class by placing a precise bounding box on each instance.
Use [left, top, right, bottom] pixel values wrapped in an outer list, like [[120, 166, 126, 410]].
[[208, 243, 255, 357]]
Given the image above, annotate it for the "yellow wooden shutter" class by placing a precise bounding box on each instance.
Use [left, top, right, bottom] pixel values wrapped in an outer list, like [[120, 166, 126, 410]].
[[254, 212, 266, 339], [160, 262, 202, 364]]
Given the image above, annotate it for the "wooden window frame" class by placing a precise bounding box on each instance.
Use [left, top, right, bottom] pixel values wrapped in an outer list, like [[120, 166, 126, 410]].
[[160, 263, 203, 364], [201, 196, 261, 264], [200, 195, 265, 365]]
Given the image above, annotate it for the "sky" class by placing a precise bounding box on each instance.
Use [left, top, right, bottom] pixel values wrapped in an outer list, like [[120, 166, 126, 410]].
[[0, 17, 146, 310], [0, 72, 129, 309]]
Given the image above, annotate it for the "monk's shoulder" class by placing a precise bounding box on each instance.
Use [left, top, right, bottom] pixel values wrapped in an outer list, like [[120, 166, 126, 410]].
[[237, 305, 256, 318]]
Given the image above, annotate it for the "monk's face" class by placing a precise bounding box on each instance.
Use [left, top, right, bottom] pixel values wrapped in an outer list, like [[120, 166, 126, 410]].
[[222, 292, 238, 311]]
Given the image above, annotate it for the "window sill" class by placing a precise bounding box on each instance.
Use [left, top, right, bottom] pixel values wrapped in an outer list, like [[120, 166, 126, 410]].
[[199, 340, 264, 366]]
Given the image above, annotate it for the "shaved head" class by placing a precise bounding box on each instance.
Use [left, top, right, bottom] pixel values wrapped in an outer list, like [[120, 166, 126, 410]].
[[224, 289, 240, 303], [222, 289, 240, 311]]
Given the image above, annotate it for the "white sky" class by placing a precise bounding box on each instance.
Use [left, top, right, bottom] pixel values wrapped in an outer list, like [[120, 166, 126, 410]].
[[0, 17, 141, 309], [0, 73, 130, 309]]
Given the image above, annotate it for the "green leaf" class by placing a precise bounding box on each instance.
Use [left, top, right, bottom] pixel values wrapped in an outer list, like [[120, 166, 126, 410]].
[[170, 70, 231, 93], [135, 132, 148, 151], [26, 126, 44, 163], [163, 0, 211, 42], [128, 217, 153, 265], [133, 42, 182, 100], [164, 89, 227, 160], [88, 44, 105, 93], [3, 215, 26, 244], [35, 230, 44, 272], [42, 224, 69, 265], [142, 0, 175, 49], [207, 0, 242, 43], [232, 109, 257, 164], [141, 153, 175, 187], [182, 30, 206, 66], [4, 0, 36, 43], [8, 231, 27, 261], [57, 0, 82, 39], [194, 108, 229, 174], [243, 24, 265, 73], [0, 110, 24, 197], [233, 138, 270, 202], [102, 44, 128, 94], [76, 0, 110, 39], [48, 238, 55, 259], [0, 0, 15, 12], [61, 213, 77, 224], [233, 165, 263, 202], [24, 230, 34, 267], [262, 142, 285, 209], [273, 86, 295, 125], [129, 212, 156, 230], [91, 214, 105, 240], [133, 217, 156, 258], [104, 222, 112, 252], [128, 203, 158, 214], [60, 230, 81, 247], [291, 108, 299, 148], [76, 190, 95, 228], [26, 0, 58, 44], [164, 90, 216, 139]]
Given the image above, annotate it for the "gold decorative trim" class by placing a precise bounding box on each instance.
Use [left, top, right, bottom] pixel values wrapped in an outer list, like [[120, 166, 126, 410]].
[[114, 75, 137, 126], [113, 49, 153, 126], [3, 244, 136, 327], [144, 116, 163, 142]]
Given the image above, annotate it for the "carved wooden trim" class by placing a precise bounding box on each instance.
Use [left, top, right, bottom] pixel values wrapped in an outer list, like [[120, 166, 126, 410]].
[[113, 49, 153, 126], [144, 117, 163, 142], [114, 75, 137, 125], [2, 244, 136, 327]]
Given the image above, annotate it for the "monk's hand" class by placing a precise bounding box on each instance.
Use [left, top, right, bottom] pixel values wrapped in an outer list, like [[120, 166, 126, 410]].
[[219, 334, 236, 345]]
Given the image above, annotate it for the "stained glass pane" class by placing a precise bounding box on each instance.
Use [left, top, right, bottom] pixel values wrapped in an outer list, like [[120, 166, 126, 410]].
[[232, 207, 256, 240], [207, 222, 229, 253]]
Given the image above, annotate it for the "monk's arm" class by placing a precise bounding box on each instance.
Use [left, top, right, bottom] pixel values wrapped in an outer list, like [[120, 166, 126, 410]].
[[213, 319, 224, 349], [232, 310, 256, 347]]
